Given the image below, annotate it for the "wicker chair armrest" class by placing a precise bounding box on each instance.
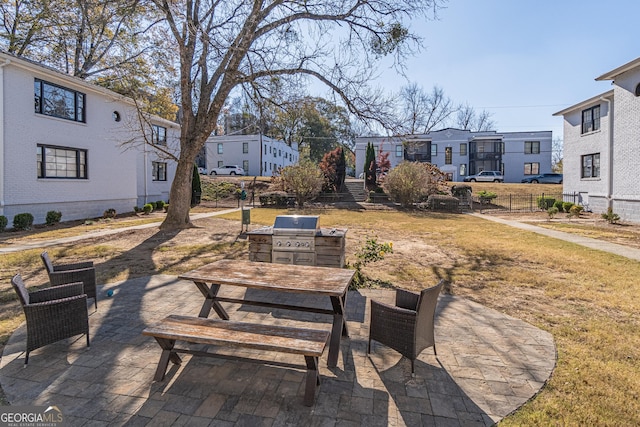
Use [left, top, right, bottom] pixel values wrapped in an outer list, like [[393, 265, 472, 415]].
[[53, 261, 94, 272], [29, 282, 85, 303], [48, 267, 95, 286], [26, 293, 87, 309], [371, 299, 417, 324], [395, 288, 420, 311]]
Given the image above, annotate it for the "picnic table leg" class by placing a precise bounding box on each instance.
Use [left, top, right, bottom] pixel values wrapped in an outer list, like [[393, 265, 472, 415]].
[[327, 294, 348, 367], [153, 337, 181, 381], [304, 355, 320, 406], [195, 282, 229, 319]]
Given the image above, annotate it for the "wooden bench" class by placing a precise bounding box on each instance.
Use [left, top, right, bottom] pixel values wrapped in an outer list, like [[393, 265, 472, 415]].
[[142, 315, 330, 406]]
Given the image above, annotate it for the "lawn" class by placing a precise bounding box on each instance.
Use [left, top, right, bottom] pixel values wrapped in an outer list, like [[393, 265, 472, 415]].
[[0, 206, 639, 424]]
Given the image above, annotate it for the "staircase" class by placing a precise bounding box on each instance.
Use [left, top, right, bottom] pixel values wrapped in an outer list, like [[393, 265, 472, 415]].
[[341, 179, 368, 202]]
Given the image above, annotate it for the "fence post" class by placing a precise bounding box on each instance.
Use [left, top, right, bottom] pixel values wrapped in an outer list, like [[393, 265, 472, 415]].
[[530, 194, 533, 211], [509, 194, 512, 212]]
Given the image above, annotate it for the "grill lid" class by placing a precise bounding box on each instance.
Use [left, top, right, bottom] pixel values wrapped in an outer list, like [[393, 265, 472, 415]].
[[273, 215, 319, 232]]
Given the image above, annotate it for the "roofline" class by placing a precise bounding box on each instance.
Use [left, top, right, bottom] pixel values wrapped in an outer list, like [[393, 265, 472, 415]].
[[0, 51, 178, 127], [552, 89, 614, 116], [595, 57, 640, 81]]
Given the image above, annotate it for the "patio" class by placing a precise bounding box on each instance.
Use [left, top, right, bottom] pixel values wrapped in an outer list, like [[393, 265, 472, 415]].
[[0, 275, 555, 426]]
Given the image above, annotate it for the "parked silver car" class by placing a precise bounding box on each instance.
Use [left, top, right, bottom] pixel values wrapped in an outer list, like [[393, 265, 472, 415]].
[[463, 171, 504, 182], [210, 165, 245, 176], [521, 173, 563, 184]]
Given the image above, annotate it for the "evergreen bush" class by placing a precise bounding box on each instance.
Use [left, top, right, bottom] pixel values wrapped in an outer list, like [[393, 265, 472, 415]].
[[562, 201, 575, 213], [553, 200, 564, 211], [155, 200, 165, 210], [143, 203, 154, 214], [537, 196, 556, 210], [13, 213, 34, 230], [0, 215, 7, 232], [45, 210, 62, 225]]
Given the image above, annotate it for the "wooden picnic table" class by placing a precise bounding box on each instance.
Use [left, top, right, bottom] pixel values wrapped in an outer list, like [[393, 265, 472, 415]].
[[178, 259, 355, 368]]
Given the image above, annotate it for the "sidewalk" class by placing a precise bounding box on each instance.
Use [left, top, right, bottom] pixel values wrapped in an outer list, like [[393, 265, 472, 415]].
[[471, 213, 640, 262]]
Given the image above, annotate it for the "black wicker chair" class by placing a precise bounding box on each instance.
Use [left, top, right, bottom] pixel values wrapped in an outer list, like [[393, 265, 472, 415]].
[[11, 274, 90, 365], [368, 280, 445, 374], [41, 251, 97, 309]]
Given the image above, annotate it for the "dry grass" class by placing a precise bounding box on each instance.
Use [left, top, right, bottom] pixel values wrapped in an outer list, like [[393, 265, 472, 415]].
[[0, 206, 639, 424]]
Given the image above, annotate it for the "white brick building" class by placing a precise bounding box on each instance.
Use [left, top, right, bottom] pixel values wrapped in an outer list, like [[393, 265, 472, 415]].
[[0, 52, 179, 225], [554, 57, 640, 223], [205, 134, 299, 176], [355, 128, 552, 183]]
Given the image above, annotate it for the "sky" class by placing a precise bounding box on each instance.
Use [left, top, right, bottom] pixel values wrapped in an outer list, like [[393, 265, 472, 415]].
[[347, 0, 640, 139]]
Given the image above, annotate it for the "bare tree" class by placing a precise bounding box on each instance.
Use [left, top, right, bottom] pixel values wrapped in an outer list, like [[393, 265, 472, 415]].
[[456, 103, 496, 131], [395, 84, 456, 134], [153, 0, 443, 229], [552, 137, 563, 172]]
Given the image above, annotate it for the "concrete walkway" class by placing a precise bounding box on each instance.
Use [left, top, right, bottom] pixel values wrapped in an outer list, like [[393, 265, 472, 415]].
[[471, 213, 640, 262], [0, 275, 556, 426]]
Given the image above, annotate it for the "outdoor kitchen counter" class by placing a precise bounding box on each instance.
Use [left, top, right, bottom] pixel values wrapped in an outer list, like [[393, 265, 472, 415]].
[[247, 227, 347, 267]]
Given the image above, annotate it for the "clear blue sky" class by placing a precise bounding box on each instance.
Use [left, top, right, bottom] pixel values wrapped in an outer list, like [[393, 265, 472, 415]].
[[370, 0, 640, 139]]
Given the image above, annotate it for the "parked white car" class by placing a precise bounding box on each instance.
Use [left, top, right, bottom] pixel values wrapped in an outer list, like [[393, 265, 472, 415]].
[[197, 167, 208, 175], [463, 170, 504, 182], [210, 165, 245, 176]]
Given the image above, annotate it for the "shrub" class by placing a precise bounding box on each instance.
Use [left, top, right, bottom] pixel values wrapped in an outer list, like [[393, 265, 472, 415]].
[[562, 201, 575, 213], [350, 238, 393, 288], [259, 191, 291, 207], [602, 207, 620, 224], [279, 160, 324, 207], [383, 161, 446, 208], [133, 206, 141, 213], [13, 213, 34, 231], [103, 208, 117, 219], [553, 200, 564, 211], [191, 164, 202, 207], [426, 195, 460, 211], [547, 206, 559, 219], [451, 184, 472, 198], [0, 215, 7, 232], [568, 205, 583, 218], [155, 200, 165, 210], [537, 196, 556, 210], [45, 210, 62, 225], [143, 203, 154, 214]]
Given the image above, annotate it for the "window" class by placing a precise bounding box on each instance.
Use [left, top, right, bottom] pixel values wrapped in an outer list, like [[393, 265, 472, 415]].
[[460, 143, 467, 156], [34, 79, 85, 123], [396, 145, 403, 157], [582, 105, 600, 134], [243, 142, 248, 154], [264, 146, 267, 155], [264, 162, 267, 172], [37, 144, 87, 178], [152, 161, 167, 181], [524, 162, 540, 175], [581, 153, 600, 178], [217, 143, 223, 154], [445, 147, 452, 164], [152, 125, 166, 145], [273, 150, 276, 158], [243, 160, 249, 172], [218, 160, 224, 168], [278, 149, 282, 157], [431, 144, 437, 157], [525, 141, 540, 154], [459, 164, 466, 176]]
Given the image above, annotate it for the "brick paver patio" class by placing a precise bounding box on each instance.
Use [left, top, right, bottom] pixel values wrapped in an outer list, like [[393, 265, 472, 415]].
[[0, 275, 555, 426]]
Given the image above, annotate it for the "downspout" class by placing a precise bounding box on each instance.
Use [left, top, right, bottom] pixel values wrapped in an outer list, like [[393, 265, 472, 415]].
[[599, 96, 613, 209], [0, 58, 11, 217]]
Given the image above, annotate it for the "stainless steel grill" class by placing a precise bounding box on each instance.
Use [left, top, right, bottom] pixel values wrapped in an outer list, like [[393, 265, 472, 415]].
[[271, 215, 319, 265]]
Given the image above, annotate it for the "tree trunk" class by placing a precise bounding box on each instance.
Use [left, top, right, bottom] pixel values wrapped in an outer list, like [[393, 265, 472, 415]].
[[160, 157, 196, 230]]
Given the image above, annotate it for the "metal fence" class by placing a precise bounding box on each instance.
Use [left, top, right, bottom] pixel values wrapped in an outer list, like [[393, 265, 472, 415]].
[[473, 192, 582, 212]]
